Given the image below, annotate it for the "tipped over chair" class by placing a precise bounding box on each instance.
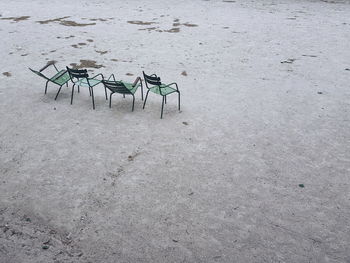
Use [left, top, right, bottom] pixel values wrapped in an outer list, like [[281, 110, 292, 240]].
[[29, 61, 70, 100], [102, 74, 143, 111], [142, 71, 180, 118], [64, 67, 105, 110]]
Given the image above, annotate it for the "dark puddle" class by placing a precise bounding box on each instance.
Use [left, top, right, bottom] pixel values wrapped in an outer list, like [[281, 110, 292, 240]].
[[70, 60, 104, 69], [0, 16, 30, 22]]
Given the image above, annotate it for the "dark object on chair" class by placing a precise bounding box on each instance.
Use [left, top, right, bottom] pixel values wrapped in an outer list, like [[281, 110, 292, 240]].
[[29, 61, 70, 100], [102, 74, 143, 111], [142, 71, 180, 118], [65, 67, 105, 110]]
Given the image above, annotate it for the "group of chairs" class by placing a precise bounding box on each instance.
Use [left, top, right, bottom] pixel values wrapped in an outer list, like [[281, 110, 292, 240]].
[[29, 62, 181, 118]]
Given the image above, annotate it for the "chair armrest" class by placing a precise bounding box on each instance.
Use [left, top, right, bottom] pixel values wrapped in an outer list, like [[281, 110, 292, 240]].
[[39, 61, 58, 72], [107, 74, 116, 82], [132, 76, 142, 87], [161, 82, 179, 91], [91, 73, 104, 80]]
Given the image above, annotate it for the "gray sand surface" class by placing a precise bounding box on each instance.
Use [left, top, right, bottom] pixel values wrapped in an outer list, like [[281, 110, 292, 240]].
[[0, 0, 349, 262]]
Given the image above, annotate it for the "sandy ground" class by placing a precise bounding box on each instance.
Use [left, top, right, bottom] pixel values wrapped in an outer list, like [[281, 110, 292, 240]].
[[0, 0, 350, 262]]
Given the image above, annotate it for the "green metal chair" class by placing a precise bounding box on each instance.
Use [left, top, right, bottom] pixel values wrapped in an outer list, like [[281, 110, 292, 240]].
[[102, 74, 143, 111], [29, 61, 70, 100], [142, 71, 180, 118], [65, 67, 105, 110]]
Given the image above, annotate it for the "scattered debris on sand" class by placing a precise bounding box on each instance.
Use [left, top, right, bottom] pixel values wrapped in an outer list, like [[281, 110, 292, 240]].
[[0, 16, 30, 22], [2, 72, 11, 77], [182, 122, 189, 125], [128, 152, 140, 161], [126, 73, 134, 76], [70, 60, 104, 69], [181, 71, 188, 76], [86, 39, 93, 42]]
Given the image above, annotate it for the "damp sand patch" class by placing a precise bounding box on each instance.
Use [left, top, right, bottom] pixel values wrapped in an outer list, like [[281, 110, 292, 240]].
[[37, 16, 96, 27], [138, 27, 158, 31], [127, 20, 157, 25], [0, 16, 30, 22], [60, 20, 95, 27], [70, 60, 104, 69], [164, 28, 180, 33], [182, 23, 198, 27], [37, 16, 70, 24], [95, 50, 108, 55]]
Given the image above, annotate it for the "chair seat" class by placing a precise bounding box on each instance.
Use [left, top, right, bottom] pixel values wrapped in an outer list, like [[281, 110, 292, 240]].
[[150, 85, 177, 96], [123, 82, 140, 94], [51, 70, 70, 85], [76, 78, 102, 87]]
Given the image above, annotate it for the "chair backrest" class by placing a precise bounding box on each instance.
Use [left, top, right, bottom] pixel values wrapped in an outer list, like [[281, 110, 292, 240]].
[[29, 68, 50, 80], [66, 67, 89, 82], [143, 71, 161, 89], [102, 80, 131, 94]]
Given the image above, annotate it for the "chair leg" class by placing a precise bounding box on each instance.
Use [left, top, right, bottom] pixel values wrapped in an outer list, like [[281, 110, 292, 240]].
[[143, 90, 150, 109], [55, 85, 62, 100], [45, 80, 49, 94], [89, 86, 91, 96], [141, 82, 144, 101], [104, 87, 108, 100], [165, 96, 167, 104], [91, 87, 95, 110], [132, 95, 135, 112], [178, 91, 181, 111], [78, 86, 80, 93], [161, 96, 165, 119], [71, 84, 75, 105], [66, 82, 68, 87], [123, 94, 125, 98], [109, 93, 113, 108]]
